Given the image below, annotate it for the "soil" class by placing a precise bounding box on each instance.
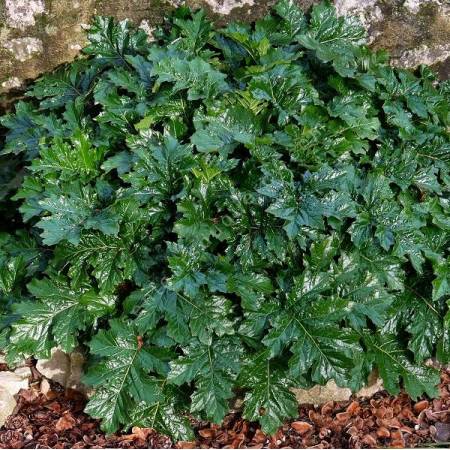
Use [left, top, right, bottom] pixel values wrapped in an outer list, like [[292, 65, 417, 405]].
[[1, 368, 450, 449]]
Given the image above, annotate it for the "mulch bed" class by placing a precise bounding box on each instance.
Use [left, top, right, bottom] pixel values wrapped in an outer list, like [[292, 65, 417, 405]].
[[2, 369, 450, 448]]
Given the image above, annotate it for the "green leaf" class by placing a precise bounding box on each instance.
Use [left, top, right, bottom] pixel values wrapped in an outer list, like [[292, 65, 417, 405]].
[[328, 93, 380, 139], [189, 295, 236, 344], [168, 337, 241, 424], [433, 262, 450, 301], [36, 185, 119, 245], [239, 350, 297, 435], [249, 64, 318, 124], [31, 131, 105, 181], [84, 16, 148, 64], [135, 98, 187, 131], [173, 9, 212, 54], [2, 3, 450, 437], [101, 151, 134, 175], [192, 104, 262, 155], [133, 285, 235, 345], [174, 198, 218, 242], [264, 309, 362, 386], [0, 256, 26, 295], [124, 134, 194, 204], [84, 320, 168, 433], [26, 61, 99, 110], [383, 100, 415, 134], [259, 166, 356, 238], [59, 227, 141, 292], [274, 0, 307, 39], [128, 399, 194, 441], [151, 56, 229, 100], [0, 102, 57, 158], [298, 2, 366, 76], [228, 272, 273, 308], [365, 333, 439, 399], [9, 276, 115, 358]]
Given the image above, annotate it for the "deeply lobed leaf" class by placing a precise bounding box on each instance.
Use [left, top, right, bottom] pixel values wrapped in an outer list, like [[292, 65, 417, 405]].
[[0, 0, 449, 439]]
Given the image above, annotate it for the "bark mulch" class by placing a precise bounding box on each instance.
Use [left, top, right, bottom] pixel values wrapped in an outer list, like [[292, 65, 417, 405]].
[[2, 369, 450, 449]]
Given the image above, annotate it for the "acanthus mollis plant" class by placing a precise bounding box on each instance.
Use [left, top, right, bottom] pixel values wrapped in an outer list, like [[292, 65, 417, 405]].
[[0, 0, 449, 439]]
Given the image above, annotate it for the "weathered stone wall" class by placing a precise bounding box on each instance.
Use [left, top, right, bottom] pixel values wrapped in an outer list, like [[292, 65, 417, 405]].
[[338, 0, 450, 79], [0, 0, 449, 103]]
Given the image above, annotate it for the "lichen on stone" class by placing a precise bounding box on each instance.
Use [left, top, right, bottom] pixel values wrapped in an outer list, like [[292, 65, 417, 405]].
[[394, 43, 450, 68], [202, 0, 255, 15], [139, 19, 156, 42], [1, 76, 21, 89], [5, 0, 45, 30], [44, 24, 58, 36], [3, 36, 43, 62], [334, 0, 383, 43]]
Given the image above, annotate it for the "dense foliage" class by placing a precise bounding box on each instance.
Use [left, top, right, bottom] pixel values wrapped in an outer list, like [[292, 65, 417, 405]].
[[0, 0, 449, 438]]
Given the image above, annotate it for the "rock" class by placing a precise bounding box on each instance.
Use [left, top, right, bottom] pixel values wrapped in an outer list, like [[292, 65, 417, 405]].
[[0, 390, 17, 426], [356, 376, 384, 398], [0, 367, 29, 426], [335, 0, 384, 43], [36, 348, 71, 387], [335, 0, 450, 77], [0, 0, 449, 105], [293, 380, 353, 405], [293, 371, 384, 405], [3, 36, 43, 62], [0, 348, 87, 423], [1, 76, 22, 89], [67, 350, 86, 390], [202, 0, 255, 15], [4, 0, 46, 30], [36, 348, 86, 391]]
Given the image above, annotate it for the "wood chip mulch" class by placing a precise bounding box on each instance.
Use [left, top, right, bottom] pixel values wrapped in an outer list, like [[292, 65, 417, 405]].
[[2, 370, 450, 448]]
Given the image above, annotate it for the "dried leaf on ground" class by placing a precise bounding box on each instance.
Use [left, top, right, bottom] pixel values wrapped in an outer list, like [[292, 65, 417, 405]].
[[2, 370, 450, 448]]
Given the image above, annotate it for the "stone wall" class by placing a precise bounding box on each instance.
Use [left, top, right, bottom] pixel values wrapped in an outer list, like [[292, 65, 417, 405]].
[[0, 0, 449, 106]]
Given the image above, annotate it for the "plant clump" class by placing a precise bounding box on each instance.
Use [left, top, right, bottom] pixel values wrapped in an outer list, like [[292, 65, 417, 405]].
[[0, 0, 449, 439]]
